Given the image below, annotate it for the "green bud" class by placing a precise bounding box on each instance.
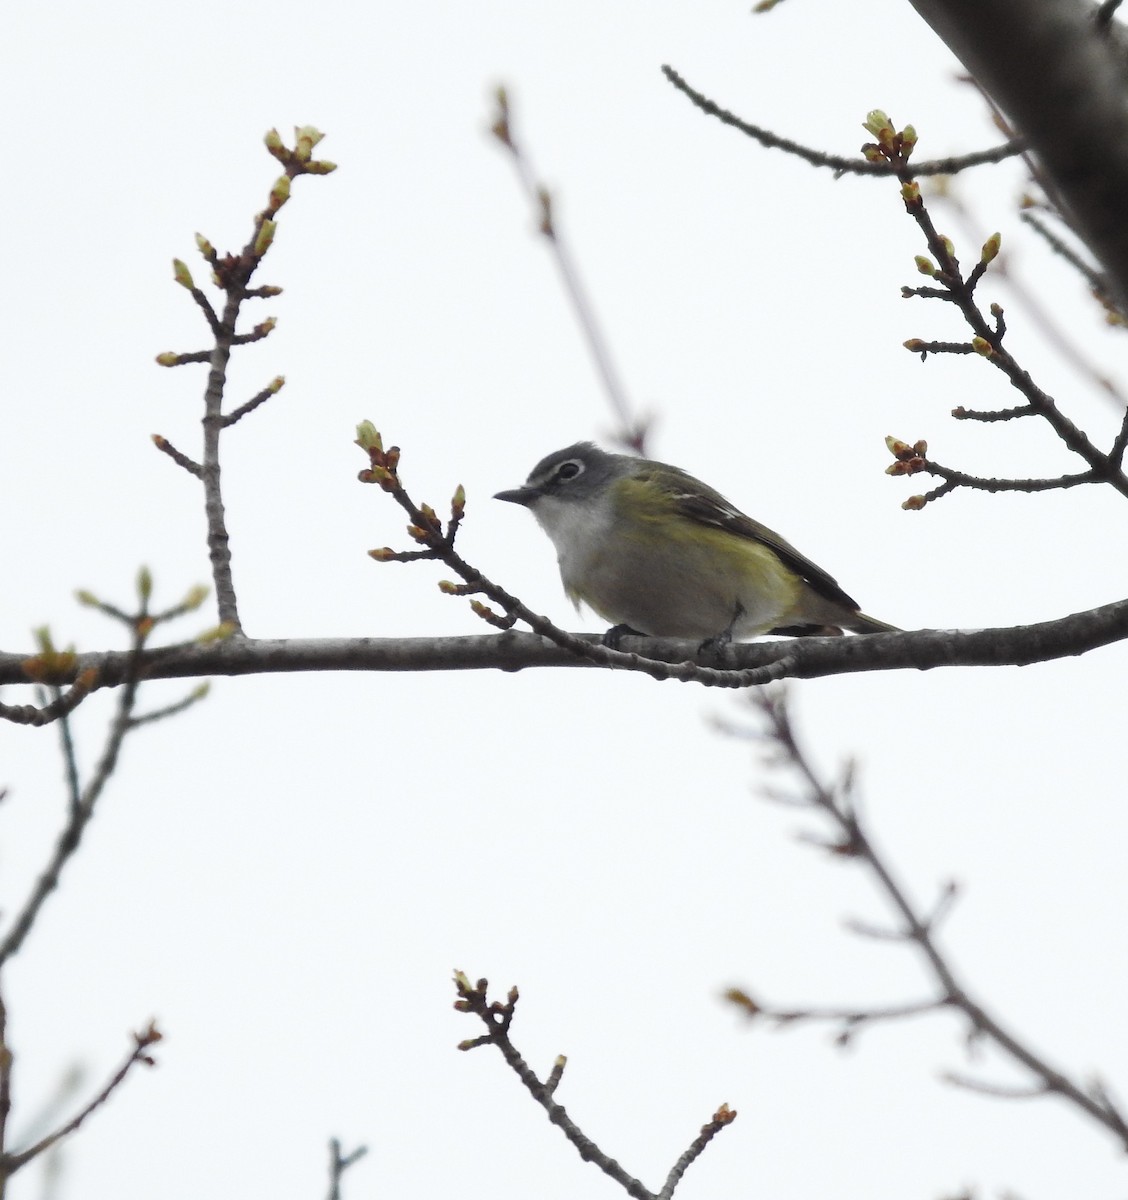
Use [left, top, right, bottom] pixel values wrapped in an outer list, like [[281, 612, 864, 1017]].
[[981, 232, 1001, 263], [172, 259, 194, 289], [269, 175, 291, 208], [253, 218, 276, 257], [137, 566, 153, 602], [182, 584, 210, 610], [264, 128, 285, 158], [355, 421, 382, 451], [293, 124, 325, 162], [197, 621, 236, 644]]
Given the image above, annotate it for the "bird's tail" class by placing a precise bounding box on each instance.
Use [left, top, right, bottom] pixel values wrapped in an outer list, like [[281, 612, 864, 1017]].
[[847, 611, 901, 635]]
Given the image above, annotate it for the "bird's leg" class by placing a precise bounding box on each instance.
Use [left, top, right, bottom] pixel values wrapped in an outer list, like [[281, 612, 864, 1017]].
[[697, 602, 744, 658]]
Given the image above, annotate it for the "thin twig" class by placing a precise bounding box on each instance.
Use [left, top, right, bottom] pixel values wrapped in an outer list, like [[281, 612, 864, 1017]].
[[661, 65, 1024, 178], [728, 987, 948, 1045], [1019, 210, 1107, 293], [161, 128, 336, 632], [747, 689, 1128, 1150], [1096, 0, 1125, 30], [222, 376, 285, 428], [326, 1137, 368, 1200], [917, 460, 1096, 495], [0, 672, 97, 728], [151, 435, 202, 478], [655, 1105, 737, 1200], [454, 973, 735, 1200], [923, 189, 1128, 412], [200, 290, 242, 630], [0, 636, 144, 966], [127, 684, 209, 729], [2, 1024, 161, 1174], [0, 987, 11, 1164], [490, 90, 648, 453], [891, 159, 1128, 503]]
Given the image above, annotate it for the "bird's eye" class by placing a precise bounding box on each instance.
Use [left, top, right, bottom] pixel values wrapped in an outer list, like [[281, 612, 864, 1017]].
[[555, 460, 583, 482]]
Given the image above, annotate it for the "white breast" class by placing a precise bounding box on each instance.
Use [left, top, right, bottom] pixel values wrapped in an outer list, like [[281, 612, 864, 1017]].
[[529, 493, 615, 597]]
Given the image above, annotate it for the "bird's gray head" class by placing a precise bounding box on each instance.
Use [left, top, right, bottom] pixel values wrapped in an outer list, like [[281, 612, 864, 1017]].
[[494, 442, 625, 508]]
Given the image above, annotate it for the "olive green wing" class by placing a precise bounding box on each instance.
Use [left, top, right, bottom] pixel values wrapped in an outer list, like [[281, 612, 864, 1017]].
[[645, 463, 862, 611]]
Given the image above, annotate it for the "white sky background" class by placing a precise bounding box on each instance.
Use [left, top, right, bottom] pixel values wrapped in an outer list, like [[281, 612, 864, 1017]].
[[3, 2, 1128, 1197]]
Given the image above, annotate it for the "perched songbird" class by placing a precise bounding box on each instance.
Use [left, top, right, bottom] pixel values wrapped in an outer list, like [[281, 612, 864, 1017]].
[[495, 442, 897, 646]]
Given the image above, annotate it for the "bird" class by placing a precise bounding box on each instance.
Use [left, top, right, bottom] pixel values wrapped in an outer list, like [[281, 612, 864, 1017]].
[[494, 442, 898, 648]]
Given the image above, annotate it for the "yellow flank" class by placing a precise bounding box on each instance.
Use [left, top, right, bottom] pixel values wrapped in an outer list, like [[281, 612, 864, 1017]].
[[564, 475, 803, 637]]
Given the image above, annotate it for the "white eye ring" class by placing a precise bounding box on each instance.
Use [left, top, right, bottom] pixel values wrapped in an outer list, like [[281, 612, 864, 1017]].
[[555, 460, 584, 482]]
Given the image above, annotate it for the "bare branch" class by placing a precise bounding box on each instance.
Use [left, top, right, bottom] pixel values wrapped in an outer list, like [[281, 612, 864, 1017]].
[[161, 128, 336, 634], [326, 1138, 368, 1200], [743, 688, 1128, 1149], [151, 434, 202, 478], [906, 0, 1128, 311], [489, 89, 648, 454], [726, 986, 949, 1047], [222, 376, 285, 428], [0, 568, 205, 963], [0, 671, 97, 727], [2, 592, 1128, 690], [0, 641, 144, 966], [887, 162, 1128, 505], [2, 1023, 161, 1175], [660, 64, 1024, 177], [1019, 209, 1107, 293], [453, 973, 735, 1200]]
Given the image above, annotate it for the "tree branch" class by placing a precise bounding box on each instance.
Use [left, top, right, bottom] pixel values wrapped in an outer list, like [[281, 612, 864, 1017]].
[[736, 689, 1128, 1148], [1, 594, 1127, 690], [454, 973, 735, 1200], [2, 1023, 161, 1176], [906, 0, 1128, 310], [661, 64, 1025, 177]]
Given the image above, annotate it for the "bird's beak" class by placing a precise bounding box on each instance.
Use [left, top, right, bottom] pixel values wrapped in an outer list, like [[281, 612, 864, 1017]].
[[493, 485, 540, 507]]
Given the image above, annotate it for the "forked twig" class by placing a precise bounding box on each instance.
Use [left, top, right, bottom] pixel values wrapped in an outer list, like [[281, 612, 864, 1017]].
[[454, 972, 736, 1200], [733, 688, 1128, 1149]]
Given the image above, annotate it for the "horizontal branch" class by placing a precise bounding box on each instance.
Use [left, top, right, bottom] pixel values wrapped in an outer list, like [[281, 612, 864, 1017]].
[[1, 595, 1127, 690]]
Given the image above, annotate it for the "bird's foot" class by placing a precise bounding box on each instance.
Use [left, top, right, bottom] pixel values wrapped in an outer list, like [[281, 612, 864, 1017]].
[[697, 628, 733, 661], [602, 623, 646, 650]]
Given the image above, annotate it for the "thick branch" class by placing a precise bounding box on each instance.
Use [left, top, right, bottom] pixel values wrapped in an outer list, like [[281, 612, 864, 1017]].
[[907, 0, 1128, 309], [1, 596, 1127, 689]]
